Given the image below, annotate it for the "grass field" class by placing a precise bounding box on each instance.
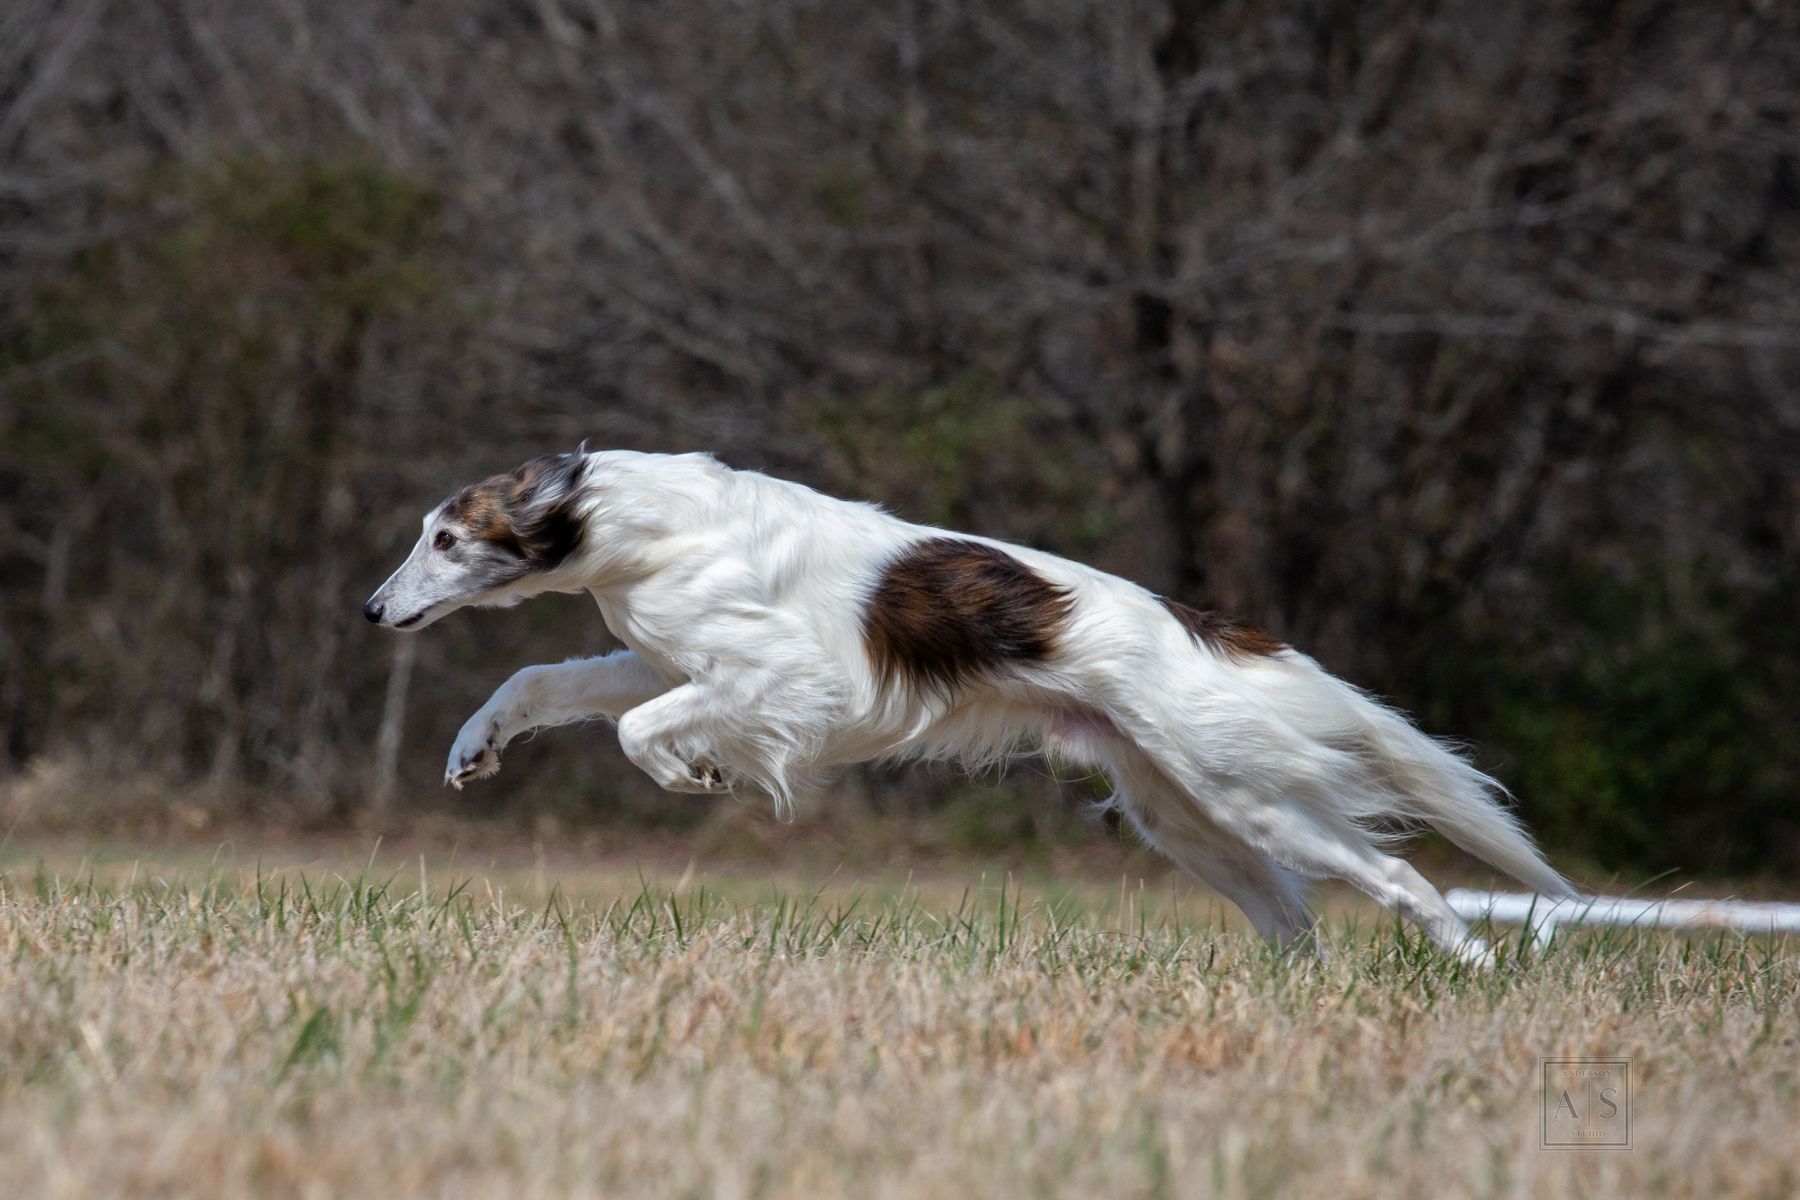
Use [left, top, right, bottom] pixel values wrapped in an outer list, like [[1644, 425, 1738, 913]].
[[1, 843, 1795, 1199]]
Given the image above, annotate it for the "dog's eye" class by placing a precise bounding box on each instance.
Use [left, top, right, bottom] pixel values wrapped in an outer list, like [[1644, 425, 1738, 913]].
[[433, 530, 457, 552]]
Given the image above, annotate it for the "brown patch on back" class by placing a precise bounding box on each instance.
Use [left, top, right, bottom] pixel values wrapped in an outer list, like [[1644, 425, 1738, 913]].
[[864, 539, 1074, 694], [1157, 595, 1287, 661], [446, 453, 585, 568]]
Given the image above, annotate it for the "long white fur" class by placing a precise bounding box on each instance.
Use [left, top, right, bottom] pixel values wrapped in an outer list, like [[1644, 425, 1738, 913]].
[[370, 450, 1576, 965]]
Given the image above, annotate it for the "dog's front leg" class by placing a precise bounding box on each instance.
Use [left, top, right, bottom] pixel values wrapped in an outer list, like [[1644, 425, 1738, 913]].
[[614, 681, 743, 795], [446, 651, 671, 787]]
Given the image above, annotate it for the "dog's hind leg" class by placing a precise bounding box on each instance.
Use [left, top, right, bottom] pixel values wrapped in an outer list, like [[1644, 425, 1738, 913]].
[[1323, 842, 1494, 968], [1199, 788, 1493, 967], [1132, 811, 1319, 954], [1103, 747, 1317, 954], [1101, 714, 1495, 965]]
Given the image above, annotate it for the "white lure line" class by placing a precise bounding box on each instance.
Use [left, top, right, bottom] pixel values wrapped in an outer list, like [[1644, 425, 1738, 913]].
[[1447, 889, 1800, 947]]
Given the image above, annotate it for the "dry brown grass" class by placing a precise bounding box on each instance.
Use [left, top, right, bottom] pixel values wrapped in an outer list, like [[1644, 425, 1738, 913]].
[[0, 843, 1795, 1199]]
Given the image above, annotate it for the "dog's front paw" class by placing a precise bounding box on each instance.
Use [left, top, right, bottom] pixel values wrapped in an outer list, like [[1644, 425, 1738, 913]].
[[619, 735, 730, 794], [446, 746, 501, 790], [445, 711, 505, 789], [671, 759, 732, 794], [616, 711, 734, 795]]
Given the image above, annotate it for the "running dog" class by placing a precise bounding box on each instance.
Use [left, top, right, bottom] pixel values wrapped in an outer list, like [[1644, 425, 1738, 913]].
[[365, 449, 1574, 963]]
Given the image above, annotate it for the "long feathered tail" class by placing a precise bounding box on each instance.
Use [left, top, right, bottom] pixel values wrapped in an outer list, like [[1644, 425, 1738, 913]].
[[1304, 666, 1578, 900]]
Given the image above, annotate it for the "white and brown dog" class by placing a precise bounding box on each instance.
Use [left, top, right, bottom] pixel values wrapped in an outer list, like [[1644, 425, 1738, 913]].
[[366, 449, 1573, 962]]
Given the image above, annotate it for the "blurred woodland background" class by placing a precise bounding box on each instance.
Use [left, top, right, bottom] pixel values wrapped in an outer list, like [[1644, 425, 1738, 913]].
[[2, 0, 1798, 875]]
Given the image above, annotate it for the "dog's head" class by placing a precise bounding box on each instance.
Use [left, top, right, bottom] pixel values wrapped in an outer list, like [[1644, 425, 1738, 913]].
[[364, 451, 588, 631]]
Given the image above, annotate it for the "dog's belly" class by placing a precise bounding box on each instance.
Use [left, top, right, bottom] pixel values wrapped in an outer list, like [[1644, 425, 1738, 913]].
[[1043, 702, 1123, 762], [823, 695, 1124, 770]]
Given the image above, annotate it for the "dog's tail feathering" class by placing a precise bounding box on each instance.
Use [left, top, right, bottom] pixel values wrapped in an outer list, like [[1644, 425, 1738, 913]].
[[1260, 655, 1578, 900], [1328, 671, 1578, 899]]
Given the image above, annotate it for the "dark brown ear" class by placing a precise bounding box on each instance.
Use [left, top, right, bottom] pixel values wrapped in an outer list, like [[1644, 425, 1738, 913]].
[[505, 452, 586, 569], [448, 452, 587, 570]]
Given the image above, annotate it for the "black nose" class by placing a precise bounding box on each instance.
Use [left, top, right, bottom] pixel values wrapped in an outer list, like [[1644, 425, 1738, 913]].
[[363, 600, 385, 624]]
